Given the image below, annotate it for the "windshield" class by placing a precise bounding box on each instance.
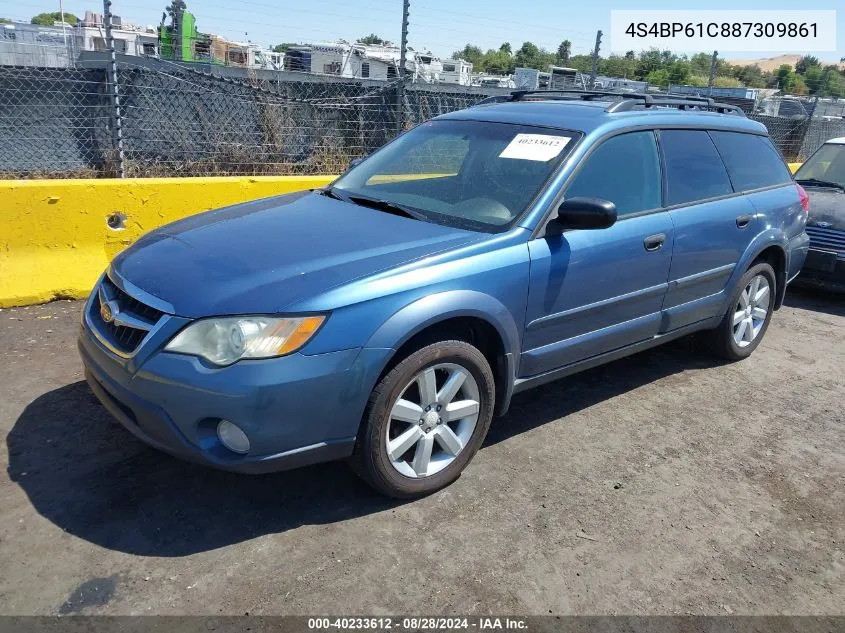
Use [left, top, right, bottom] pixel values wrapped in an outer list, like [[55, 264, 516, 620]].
[[795, 143, 845, 188], [332, 120, 579, 231]]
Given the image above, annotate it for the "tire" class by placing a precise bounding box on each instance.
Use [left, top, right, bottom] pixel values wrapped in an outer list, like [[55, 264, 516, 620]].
[[351, 340, 496, 498], [709, 262, 777, 361]]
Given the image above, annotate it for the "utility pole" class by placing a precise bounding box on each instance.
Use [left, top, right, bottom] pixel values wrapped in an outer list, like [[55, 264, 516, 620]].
[[589, 30, 602, 90], [707, 50, 718, 97], [103, 0, 125, 177], [396, 0, 409, 133], [58, 0, 67, 47], [173, 4, 182, 61]]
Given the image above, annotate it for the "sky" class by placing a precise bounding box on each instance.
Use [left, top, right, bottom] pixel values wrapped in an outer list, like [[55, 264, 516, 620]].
[[5, 0, 843, 62]]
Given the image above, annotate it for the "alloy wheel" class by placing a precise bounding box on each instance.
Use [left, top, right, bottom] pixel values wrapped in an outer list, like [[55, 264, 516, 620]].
[[385, 362, 480, 478], [732, 274, 770, 348]]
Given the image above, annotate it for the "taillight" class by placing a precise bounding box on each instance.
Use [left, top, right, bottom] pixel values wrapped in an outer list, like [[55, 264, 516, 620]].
[[796, 183, 810, 213]]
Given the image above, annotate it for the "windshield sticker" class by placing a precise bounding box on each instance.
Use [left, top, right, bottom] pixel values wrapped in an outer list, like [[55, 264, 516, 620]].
[[499, 134, 570, 162]]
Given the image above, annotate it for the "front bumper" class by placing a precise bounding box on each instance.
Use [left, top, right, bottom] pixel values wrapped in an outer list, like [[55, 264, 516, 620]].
[[794, 248, 845, 293], [78, 314, 383, 474]]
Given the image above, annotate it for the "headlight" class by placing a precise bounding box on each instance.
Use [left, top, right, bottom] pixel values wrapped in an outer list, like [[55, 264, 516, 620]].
[[164, 315, 325, 366]]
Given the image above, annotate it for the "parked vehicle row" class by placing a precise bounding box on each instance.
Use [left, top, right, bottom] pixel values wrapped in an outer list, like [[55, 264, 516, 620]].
[[79, 91, 809, 498], [793, 137, 845, 292]]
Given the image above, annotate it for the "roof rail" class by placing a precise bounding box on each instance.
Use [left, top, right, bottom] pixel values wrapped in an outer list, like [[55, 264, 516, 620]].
[[474, 89, 626, 106], [604, 93, 746, 116], [473, 89, 745, 116]]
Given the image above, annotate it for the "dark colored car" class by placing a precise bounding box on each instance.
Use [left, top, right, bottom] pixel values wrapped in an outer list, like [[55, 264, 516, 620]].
[[794, 137, 845, 291], [79, 93, 809, 498]]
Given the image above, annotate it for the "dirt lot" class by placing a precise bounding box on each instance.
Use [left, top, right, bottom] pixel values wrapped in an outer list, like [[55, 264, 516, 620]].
[[0, 288, 843, 616]]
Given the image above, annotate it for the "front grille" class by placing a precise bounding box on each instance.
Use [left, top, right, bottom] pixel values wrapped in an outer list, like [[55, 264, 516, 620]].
[[806, 225, 845, 256], [91, 276, 165, 354]]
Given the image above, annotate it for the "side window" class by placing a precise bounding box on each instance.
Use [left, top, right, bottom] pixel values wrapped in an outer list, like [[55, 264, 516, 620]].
[[660, 130, 733, 206], [709, 131, 793, 191], [564, 131, 661, 216]]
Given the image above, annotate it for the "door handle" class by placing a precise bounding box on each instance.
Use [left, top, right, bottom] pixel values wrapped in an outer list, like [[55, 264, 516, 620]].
[[643, 233, 666, 252], [736, 214, 753, 229]]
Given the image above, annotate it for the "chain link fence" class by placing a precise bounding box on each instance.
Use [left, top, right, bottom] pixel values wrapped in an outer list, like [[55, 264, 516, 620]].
[[2, 52, 845, 178], [0, 54, 504, 178]]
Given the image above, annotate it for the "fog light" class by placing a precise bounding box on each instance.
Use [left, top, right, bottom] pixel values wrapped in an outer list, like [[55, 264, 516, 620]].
[[217, 420, 250, 454]]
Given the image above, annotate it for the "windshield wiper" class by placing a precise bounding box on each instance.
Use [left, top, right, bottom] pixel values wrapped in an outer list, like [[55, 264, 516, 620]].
[[346, 195, 428, 221], [796, 178, 845, 191], [316, 186, 349, 201]]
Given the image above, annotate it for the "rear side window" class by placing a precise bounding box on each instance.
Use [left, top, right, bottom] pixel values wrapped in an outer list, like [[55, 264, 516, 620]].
[[709, 131, 792, 191], [660, 130, 733, 206], [564, 131, 662, 216]]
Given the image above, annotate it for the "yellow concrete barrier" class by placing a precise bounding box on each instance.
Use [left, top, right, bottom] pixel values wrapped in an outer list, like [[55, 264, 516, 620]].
[[789, 162, 802, 173], [0, 176, 334, 308]]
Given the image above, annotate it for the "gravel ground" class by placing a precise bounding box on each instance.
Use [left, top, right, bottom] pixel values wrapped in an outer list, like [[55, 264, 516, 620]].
[[0, 288, 843, 616]]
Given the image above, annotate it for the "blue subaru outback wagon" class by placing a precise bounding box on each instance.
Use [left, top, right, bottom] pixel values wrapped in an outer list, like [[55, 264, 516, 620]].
[[79, 92, 809, 497]]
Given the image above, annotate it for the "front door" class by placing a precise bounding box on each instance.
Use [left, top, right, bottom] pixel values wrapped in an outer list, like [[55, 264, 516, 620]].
[[521, 130, 673, 377]]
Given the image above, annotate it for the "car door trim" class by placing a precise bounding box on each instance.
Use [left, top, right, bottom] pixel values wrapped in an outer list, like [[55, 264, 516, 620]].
[[525, 281, 668, 331], [514, 317, 721, 392], [670, 263, 737, 289]]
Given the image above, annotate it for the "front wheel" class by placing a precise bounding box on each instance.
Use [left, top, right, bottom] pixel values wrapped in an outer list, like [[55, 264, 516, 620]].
[[351, 340, 496, 498], [709, 262, 776, 361]]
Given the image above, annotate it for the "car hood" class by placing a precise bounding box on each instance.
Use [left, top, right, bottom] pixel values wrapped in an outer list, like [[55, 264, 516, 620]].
[[112, 191, 482, 317], [806, 186, 845, 230]]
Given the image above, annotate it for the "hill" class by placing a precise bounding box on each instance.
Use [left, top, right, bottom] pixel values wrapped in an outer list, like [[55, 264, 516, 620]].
[[727, 54, 845, 72]]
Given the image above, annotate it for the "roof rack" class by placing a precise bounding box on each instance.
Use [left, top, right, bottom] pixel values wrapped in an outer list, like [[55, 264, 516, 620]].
[[605, 93, 746, 116], [474, 90, 745, 116]]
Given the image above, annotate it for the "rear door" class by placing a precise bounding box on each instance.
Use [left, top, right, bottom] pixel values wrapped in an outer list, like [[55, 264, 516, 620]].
[[709, 131, 803, 279], [522, 130, 673, 377], [659, 129, 758, 331]]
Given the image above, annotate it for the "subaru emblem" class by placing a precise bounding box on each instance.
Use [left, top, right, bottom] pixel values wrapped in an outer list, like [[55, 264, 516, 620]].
[[99, 300, 113, 323]]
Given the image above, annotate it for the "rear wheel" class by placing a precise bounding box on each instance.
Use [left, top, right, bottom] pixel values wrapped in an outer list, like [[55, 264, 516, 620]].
[[351, 340, 495, 498], [709, 262, 776, 361]]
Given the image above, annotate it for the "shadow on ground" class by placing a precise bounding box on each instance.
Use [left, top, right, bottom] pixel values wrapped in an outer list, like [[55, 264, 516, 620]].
[[9, 335, 725, 557], [784, 285, 845, 317]]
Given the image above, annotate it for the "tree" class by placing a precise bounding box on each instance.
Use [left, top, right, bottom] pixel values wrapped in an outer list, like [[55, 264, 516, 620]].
[[165, 0, 186, 19], [792, 76, 808, 95], [822, 70, 843, 98], [31, 11, 78, 25], [483, 49, 514, 74], [635, 49, 678, 80], [557, 40, 571, 65], [499, 42, 511, 56], [513, 41, 555, 71], [358, 33, 388, 46], [600, 53, 637, 79], [731, 64, 767, 89], [804, 66, 824, 94], [773, 63, 805, 93], [272, 43, 296, 53], [689, 52, 713, 77], [795, 55, 820, 75], [667, 60, 690, 85], [645, 69, 670, 88], [451, 44, 484, 68], [566, 54, 593, 73], [0, 17, 11, 24]]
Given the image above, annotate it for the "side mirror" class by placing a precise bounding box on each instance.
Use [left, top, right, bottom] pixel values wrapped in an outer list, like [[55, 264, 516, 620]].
[[554, 197, 617, 230]]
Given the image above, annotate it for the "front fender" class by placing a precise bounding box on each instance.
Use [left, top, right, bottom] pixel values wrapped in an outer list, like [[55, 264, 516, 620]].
[[365, 289, 521, 355], [359, 290, 522, 416]]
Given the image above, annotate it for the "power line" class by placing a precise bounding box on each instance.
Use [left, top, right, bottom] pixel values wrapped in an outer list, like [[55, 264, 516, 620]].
[[411, 2, 594, 38]]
